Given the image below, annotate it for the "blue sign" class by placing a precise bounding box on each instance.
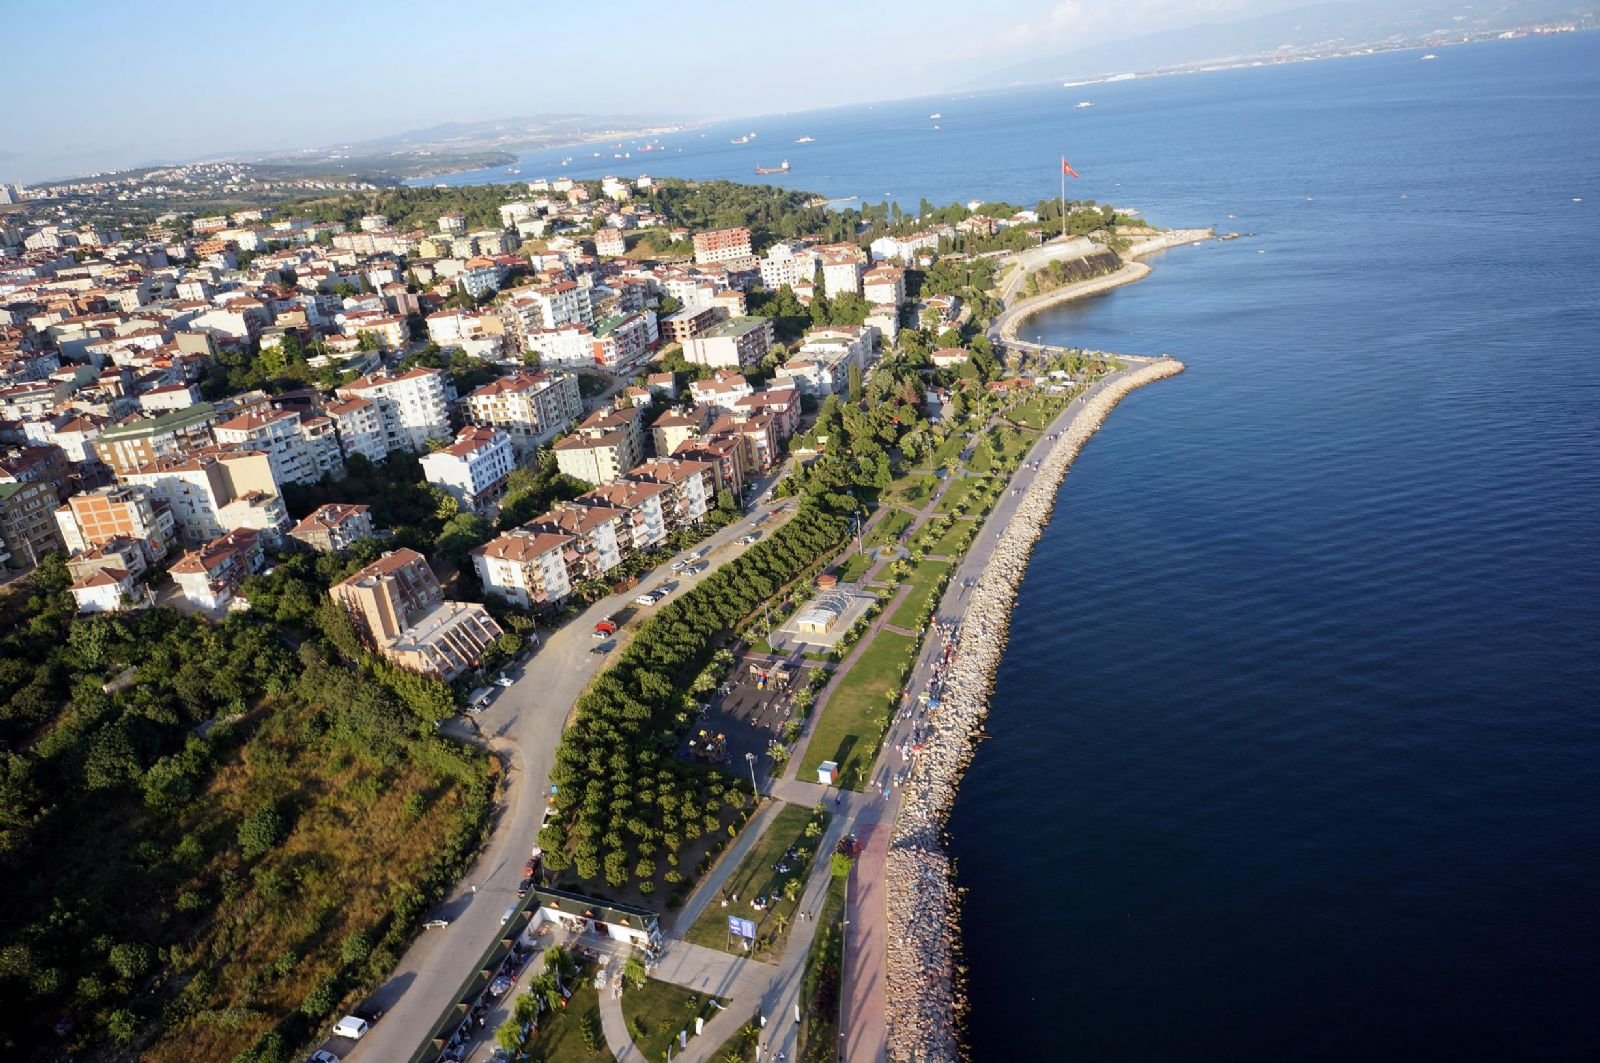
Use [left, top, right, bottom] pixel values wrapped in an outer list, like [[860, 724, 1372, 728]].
[[728, 916, 758, 940]]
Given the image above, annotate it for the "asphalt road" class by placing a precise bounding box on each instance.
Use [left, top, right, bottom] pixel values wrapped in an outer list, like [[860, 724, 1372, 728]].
[[343, 475, 793, 1063]]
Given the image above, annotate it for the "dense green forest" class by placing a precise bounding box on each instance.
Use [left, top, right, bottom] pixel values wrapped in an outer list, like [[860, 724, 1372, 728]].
[[0, 553, 491, 1062]]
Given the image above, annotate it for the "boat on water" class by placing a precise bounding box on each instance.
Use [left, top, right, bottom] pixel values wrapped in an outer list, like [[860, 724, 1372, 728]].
[[505, 167, 520, 174], [932, 124, 940, 130], [754, 160, 790, 175], [1076, 100, 1094, 109], [1422, 53, 1438, 60], [929, 112, 941, 119], [794, 136, 815, 144], [731, 135, 751, 144]]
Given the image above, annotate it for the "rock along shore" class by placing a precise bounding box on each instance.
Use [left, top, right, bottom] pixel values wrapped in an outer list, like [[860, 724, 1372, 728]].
[[884, 358, 1187, 1061]]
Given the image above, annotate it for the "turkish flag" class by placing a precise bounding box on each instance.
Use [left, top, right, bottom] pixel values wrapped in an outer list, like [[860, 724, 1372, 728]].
[[1062, 159, 1080, 178]]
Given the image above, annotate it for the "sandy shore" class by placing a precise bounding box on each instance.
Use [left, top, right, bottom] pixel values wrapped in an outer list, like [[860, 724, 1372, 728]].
[[883, 359, 1188, 1061]]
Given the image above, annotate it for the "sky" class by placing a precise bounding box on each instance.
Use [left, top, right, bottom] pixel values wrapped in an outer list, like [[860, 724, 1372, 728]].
[[1, 0, 1310, 183]]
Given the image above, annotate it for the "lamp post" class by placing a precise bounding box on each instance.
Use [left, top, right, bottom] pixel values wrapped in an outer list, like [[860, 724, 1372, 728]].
[[745, 751, 759, 801]]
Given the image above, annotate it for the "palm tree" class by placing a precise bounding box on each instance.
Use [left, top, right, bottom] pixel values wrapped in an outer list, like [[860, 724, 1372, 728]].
[[773, 912, 790, 936]]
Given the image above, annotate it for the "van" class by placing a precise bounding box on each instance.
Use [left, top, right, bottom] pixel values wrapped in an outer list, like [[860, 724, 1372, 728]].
[[332, 1015, 370, 1040], [468, 686, 495, 712]]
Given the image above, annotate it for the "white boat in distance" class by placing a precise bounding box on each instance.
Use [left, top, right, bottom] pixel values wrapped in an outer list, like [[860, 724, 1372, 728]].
[[1076, 101, 1094, 109], [929, 112, 941, 119], [795, 136, 815, 143]]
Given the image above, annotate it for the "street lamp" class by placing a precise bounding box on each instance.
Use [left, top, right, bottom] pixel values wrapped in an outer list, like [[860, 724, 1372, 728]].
[[745, 751, 759, 801]]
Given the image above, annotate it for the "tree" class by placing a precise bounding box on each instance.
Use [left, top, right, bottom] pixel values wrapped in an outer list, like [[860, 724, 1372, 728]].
[[622, 952, 647, 989], [848, 363, 863, 403], [107, 942, 152, 982], [238, 804, 285, 860]]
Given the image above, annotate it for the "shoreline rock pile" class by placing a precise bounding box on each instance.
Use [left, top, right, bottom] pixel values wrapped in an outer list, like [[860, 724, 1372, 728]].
[[883, 359, 1187, 1062]]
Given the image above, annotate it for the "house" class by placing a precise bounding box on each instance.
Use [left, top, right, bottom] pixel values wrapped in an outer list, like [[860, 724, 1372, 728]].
[[289, 503, 374, 553], [169, 528, 264, 611], [931, 347, 970, 368], [420, 426, 515, 513], [329, 548, 504, 680], [70, 567, 145, 614]]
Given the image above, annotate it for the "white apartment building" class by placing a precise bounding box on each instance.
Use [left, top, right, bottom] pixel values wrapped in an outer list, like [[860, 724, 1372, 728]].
[[501, 281, 595, 336], [214, 408, 324, 486], [326, 396, 388, 465], [759, 242, 820, 290], [420, 426, 515, 514], [820, 254, 863, 298], [683, 317, 773, 370], [471, 528, 574, 609], [463, 371, 583, 455], [335, 367, 452, 453]]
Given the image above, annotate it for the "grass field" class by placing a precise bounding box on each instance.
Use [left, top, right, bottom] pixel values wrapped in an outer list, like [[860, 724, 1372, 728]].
[[622, 979, 724, 1061], [801, 631, 918, 789], [935, 477, 984, 514], [889, 559, 951, 630], [1007, 395, 1069, 430], [970, 425, 1037, 475], [527, 976, 605, 1063], [832, 546, 876, 584], [865, 507, 914, 547], [930, 430, 969, 470], [882, 473, 939, 507], [797, 872, 849, 1063], [927, 518, 977, 558], [684, 803, 830, 961]]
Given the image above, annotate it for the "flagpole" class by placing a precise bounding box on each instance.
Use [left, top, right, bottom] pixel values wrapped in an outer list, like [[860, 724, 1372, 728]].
[[1059, 157, 1066, 240]]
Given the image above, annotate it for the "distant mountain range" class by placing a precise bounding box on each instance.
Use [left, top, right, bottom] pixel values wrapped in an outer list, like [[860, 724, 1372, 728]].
[[968, 0, 1593, 88]]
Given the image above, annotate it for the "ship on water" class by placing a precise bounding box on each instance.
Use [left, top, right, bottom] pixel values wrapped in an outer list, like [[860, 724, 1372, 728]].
[[754, 160, 790, 175], [794, 136, 815, 143]]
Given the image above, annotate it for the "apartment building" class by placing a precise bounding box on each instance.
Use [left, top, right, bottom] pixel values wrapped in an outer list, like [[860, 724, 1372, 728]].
[[650, 407, 712, 459], [325, 396, 388, 465], [759, 242, 820, 290], [576, 478, 669, 554], [420, 426, 515, 514], [170, 528, 264, 611], [330, 548, 504, 679], [590, 311, 657, 373], [552, 406, 645, 485], [70, 567, 145, 614], [92, 402, 218, 474], [54, 483, 176, 560], [213, 408, 326, 486], [335, 367, 452, 453], [500, 281, 595, 336], [122, 448, 288, 546], [471, 528, 574, 609], [462, 370, 583, 455], [595, 227, 628, 257], [683, 316, 773, 370], [627, 457, 716, 526], [0, 480, 65, 570], [862, 264, 907, 306], [288, 503, 374, 553], [692, 227, 753, 265], [658, 306, 723, 345], [526, 502, 624, 584], [820, 250, 864, 298]]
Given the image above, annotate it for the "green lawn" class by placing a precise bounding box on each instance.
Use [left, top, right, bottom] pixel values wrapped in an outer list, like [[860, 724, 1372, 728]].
[[801, 631, 918, 789], [684, 803, 830, 962], [935, 477, 982, 514], [1007, 396, 1068, 430], [864, 507, 914, 547], [797, 872, 848, 1063], [930, 430, 969, 470], [970, 425, 1037, 475], [527, 975, 606, 1063], [882, 473, 938, 507], [928, 518, 977, 558], [622, 979, 724, 1062], [703, 1019, 762, 1063], [889, 559, 950, 630], [831, 547, 876, 584]]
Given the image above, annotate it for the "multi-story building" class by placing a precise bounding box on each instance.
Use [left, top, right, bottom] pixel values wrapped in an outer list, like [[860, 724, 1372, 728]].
[[595, 227, 628, 257], [471, 528, 574, 609], [658, 306, 723, 345], [552, 406, 645, 485], [122, 448, 287, 546], [576, 478, 669, 554], [862, 264, 907, 306], [170, 528, 264, 611], [589, 311, 657, 373], [92, 403, 218, 474], [213, 408, 324, 486], [70, 567, 145, 614], [67, 538, 150, 583], [462, 371, 583, 455], [325, 396, 388, 465], [420, 426, 515, 514], [500, 281, 595, 337], [329, 548, 504, 679], [683, 316, 773, 370], [649, 407, 712, 460], [820, 249, 864, 298], [693, 227, 753, 265], [335, 368, 452, 453], [54, 483, 176, 561], [627, 457, 716, 527], [288, 503, 374, 553], [526, 503, 624, 584], [0, 480, 65, 570], [759, 242, 820, 290]]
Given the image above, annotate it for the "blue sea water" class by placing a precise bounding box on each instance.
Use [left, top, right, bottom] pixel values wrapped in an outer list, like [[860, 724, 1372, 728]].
[[445, 35, 1600, 1058]]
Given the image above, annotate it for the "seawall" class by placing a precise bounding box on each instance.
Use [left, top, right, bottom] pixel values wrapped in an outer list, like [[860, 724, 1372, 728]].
[[883, 358, 1188, 1062]]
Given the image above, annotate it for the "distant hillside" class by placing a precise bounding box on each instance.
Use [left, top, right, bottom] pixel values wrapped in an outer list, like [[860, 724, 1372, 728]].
[[969, 0, 1591, 87]]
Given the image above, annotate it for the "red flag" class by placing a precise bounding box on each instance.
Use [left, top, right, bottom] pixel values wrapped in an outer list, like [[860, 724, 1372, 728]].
[[1061, 159, 1080, 178]]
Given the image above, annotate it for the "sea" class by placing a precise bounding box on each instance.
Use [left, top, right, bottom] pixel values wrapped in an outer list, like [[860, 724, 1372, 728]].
[[439, 33, 1600, 1060]]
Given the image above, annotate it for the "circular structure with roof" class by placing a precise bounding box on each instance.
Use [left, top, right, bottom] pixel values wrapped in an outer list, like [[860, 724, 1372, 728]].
[[795, 589, 854, 634]]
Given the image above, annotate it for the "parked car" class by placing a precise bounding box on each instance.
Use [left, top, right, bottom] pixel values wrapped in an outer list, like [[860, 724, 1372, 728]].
[[590, 640, 615, 656], [738, 531, 761, 545], [670, 559, 689, 573], [517, 876, 534, 897], [501, 905, 518, 925], [494, 674, 515, 688], [423, 918, 450, 929], [331, 1016, 370, 1041], [685, 561, 708, 575], [635, 591, 660, 606], [592, 618, 616, 638], [309, 1051, 341, 1063]]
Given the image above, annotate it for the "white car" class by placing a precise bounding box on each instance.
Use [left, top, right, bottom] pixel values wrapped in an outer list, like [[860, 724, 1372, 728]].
[[494, 674, 515, 688], [331, 1016, 369, 1040], [738, 532, 760, 545], [635, 592, 660, 606], [670, 559, 689, 573]]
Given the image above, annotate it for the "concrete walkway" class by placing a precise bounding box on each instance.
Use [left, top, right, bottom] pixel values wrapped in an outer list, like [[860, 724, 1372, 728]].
[[599, 989, 641, 1061], [670, 798, 784, 937]]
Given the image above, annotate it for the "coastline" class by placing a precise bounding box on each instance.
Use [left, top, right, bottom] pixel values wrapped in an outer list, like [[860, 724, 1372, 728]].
[[883, 359, 1187, 1061], [995, 228, 1214, 348]]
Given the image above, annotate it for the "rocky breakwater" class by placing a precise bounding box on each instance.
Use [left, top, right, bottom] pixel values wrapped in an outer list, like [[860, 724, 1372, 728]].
[[883, 358, 1187, 1062]]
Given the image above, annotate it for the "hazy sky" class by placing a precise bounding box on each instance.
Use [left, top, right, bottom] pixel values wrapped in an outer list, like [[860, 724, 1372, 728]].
[[3, 0, 1301, 182]]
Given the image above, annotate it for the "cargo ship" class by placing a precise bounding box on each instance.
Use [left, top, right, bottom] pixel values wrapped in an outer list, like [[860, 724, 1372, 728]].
[[754, 160, 790, 175]]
